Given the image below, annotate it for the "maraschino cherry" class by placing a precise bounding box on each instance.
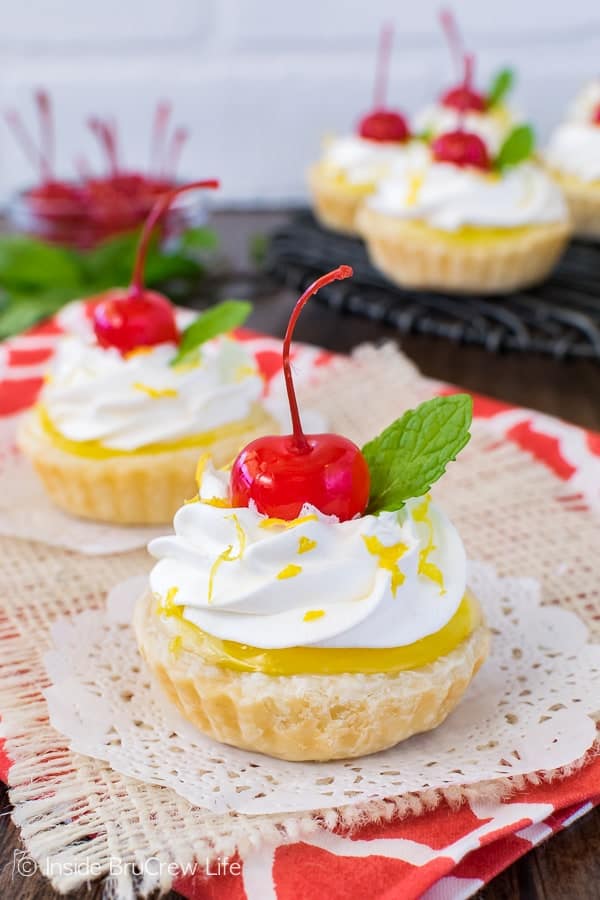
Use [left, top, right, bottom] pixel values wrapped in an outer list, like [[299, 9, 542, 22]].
[[230, 267, 371, 521], [592, 105, 600, 125], [440, 61, 486, 114], [92, 179, 219, 355], [359, 110, 409, 143], [92, 289, 180, 355], [357, 24, 410, 143], [439, 10, 486, 114], [5, 93, 192, 248], [432, 129, 490, 170]]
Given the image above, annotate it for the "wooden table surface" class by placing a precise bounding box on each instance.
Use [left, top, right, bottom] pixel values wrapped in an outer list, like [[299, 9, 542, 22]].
[[1, 210, 598, 900]]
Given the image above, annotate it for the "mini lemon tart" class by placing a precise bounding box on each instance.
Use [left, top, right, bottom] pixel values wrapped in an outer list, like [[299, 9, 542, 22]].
[[18, 179, 277, 525], [134, 268, 490, 761], [135, 467, 488, 761], [545, 80, 600, 240], [357, 126, 571, 294], [308, 25, 423, 235], [18, 334, 276, 525]]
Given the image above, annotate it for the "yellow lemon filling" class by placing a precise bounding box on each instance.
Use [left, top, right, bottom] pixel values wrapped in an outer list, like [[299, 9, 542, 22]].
[[157, 591, 480, 676], [319, 165, 377, 195], [394, 219, 537, 246], [488, 104, 514, 132], [548, 168, 600, 191], [36, 405, 259, 460]]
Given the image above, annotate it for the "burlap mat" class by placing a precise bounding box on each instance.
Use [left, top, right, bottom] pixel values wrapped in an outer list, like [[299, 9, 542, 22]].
[[0, 344, 598, 898]]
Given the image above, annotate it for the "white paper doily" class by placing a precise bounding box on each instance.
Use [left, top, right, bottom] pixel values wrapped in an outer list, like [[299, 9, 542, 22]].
[[42, 562, 600, 816]]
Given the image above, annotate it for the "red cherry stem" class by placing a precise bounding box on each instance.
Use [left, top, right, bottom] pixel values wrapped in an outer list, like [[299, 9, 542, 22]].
[[4, 90, 187, 190], [4, 89, 55, 181], [464, 53, 475, 94], [75, 155, 92, 180], [106, 120, 120, 174], [4, 103, 53, 181], [283, 265, 353, 453], [440, 8, 475, 97], [35, 90, 54, 180], [439, 8, 465, 75], [4, 110, 42, 174], [151, 101, 172, 174], [164, 127, 189, 178], [89, 118, 120, 177], [129, 178, 219, 297], [373, 22, 394, 109], [456, 52, 476, 128]]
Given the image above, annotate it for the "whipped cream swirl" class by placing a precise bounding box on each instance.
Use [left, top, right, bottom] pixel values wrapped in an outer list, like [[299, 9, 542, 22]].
[[545, 81, 600, 183], [567, 79, 600, 123], [367, 157, 567, 231], [546, 122, 600, 182], [320, 135, 428, 185], [148, 464, 467, 650], [40, 336, 263, 451]]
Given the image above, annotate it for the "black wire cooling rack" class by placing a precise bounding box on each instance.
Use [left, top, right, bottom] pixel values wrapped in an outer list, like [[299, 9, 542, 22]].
[[264, 212, 600, 361]]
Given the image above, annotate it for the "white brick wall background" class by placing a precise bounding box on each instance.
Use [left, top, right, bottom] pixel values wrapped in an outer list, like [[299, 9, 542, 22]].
[[1, 0, 600, 206]]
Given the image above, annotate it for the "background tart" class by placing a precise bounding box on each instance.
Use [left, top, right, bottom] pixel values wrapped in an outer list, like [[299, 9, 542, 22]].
[[18, 403, 277, 525], [356, 206, 571, 294]]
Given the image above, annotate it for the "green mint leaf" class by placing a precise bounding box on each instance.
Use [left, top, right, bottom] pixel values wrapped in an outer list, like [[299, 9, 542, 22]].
[[80, 227, 208, 291], [171, 299, 252, 365], [143, 251, 202, 284], [362, 394, 473, 514], [0, 236, 83, 291], [0, 287, 78, 339], [486, 67, 515, 108], [495, 124, 535, 171], [0, 225, 218, 339], [79, 231, 141, 288], [179, 226, 219, 253], [249, 233, 268, 267]]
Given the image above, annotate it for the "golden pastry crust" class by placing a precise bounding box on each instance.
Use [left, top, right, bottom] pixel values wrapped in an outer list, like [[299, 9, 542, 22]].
[[356, 206, 572, 294], [548, 170, 600, 240], [17, 404, 277, 525], [307, 163, 373, 236], [134, 589, 491, 761]]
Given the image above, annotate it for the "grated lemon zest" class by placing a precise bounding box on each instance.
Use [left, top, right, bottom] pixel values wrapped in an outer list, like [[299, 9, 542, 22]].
[[260, 514, 318, 530], [234, 364, 257, 382], [159, 586, 184, 619], [208, 514, 246, 603], [303, 609, 325, 622], [277, 564, 302, 580], [405, 171, 424, 206], [124, 346, 154, 359], [362, 535, 408, 596], [412, 495, 446, 593], [132, 382, 178, 399], [298, 536, 317, 554], [169, 635, 183, 656]]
